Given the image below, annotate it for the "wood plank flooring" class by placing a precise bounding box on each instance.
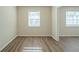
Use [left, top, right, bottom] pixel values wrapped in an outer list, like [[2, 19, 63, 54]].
[[59, 36, 79, 52], [1, 36, 63, 52]]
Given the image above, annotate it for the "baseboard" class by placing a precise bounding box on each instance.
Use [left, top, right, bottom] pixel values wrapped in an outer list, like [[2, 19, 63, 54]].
[[59, 35, 79, 38], [0, 35, 17, 51], [59, 35, 79, 37], [51, 35, 59, 41], [17, 35, 52, 38], [18, 35, 51, 37]]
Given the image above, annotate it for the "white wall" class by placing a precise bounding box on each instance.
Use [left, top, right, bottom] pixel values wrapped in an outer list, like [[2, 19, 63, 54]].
[[52, 6, 59, 41], [17, 6, 52, 36], [59, 6, 79, 36], [0, 7, 17, 51]]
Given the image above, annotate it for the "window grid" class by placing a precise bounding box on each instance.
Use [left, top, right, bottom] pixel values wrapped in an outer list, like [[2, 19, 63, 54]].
[[28, 11, 40, 27], [66, 11, 79, 27]]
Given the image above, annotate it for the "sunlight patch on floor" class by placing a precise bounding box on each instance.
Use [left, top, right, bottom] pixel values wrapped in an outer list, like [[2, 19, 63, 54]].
[[22, 47, 43, 52]]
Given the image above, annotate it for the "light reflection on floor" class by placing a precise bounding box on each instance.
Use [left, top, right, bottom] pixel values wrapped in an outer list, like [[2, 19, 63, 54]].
[[22, 47, 43, 52]]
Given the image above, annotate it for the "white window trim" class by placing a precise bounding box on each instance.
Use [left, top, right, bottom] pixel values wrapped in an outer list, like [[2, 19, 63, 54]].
[[65, 11, 79, 27], [28, 11, 40, 27]]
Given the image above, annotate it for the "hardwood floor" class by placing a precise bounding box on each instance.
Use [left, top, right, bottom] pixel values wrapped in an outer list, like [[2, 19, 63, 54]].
[[59, 36, 79, 52], [1, 36, 63, 52]]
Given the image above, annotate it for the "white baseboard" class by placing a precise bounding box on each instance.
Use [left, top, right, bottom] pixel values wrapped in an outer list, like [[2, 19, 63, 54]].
[[0, 35, 17, 51], [59, 35, 79, 37], [51, 35, 59, 41], [18, 35, 51, 37]]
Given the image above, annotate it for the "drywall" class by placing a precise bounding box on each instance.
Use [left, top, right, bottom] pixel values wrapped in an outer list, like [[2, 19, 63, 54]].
[[17, 6, 52, 36], [59, 6, 79, 36], [51, 6, 59, 41], [0, 7, 17, 51]]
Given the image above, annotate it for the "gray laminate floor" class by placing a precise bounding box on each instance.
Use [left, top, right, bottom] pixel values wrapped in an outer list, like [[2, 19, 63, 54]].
[[59, 37, 79, 52]]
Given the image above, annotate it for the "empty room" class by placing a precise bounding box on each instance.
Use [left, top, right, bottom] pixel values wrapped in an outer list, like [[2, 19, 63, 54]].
[[0, 6, 79, 52]]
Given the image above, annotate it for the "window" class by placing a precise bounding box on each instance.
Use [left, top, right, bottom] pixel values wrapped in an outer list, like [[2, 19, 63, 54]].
[[66, 11, 79, 27], [28, 11, 40, 27]]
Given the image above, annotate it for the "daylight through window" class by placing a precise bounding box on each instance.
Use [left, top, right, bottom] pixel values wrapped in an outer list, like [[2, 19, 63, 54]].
[[28, 11, 40, 27]]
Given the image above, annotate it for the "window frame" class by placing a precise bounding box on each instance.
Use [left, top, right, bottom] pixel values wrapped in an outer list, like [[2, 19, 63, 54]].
[[65, 11, 79, 27], [28, 11, 40, 27]]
